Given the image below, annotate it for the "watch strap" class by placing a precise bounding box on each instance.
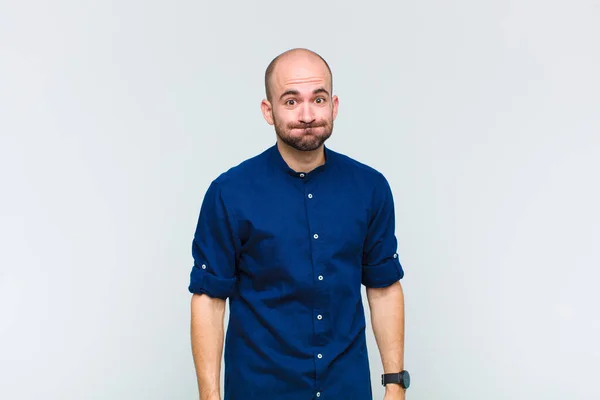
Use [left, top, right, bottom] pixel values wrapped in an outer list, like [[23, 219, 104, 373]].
[[381, 371, 409, 388]]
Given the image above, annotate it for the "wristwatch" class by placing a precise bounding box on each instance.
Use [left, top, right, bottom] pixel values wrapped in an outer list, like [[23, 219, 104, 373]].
[[381, 370, 410, 389]]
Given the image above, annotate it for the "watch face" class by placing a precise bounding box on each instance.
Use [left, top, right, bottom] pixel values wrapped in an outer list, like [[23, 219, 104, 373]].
[[402, 371, 411, 389]]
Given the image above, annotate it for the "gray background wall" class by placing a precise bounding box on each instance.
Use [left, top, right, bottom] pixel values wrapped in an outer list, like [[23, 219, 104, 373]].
[[1, 0, 599, 399]]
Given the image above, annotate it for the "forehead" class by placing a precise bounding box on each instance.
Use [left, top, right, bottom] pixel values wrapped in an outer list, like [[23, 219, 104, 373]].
[[271, 54, 331, 94]]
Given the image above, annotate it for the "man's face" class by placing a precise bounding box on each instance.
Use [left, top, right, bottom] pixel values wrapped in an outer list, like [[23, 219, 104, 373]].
[[262, 54, 339, 152]]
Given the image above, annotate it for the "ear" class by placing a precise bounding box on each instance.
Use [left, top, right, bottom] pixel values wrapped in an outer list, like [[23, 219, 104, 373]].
[[332, 95, 339, 121], [261, 99, 274, 125]]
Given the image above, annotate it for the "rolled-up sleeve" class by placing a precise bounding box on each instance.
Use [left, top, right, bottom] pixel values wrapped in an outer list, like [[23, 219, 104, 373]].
[[361, 173, 404, 288], [188, 180, 240, 299]]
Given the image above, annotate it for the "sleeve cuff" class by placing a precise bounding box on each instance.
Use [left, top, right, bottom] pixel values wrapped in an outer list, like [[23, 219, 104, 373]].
[[188, 266, 237, 299], [362, 257, 404, 288]]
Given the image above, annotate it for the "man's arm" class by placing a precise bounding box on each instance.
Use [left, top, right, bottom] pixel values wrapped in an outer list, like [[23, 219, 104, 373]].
[[189, 180, 240, 399], [191, 293, 226, 400], [367, 281, 405, 397]]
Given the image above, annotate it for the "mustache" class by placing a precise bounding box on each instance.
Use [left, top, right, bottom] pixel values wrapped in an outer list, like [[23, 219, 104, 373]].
[[288, 121, 328, 129]]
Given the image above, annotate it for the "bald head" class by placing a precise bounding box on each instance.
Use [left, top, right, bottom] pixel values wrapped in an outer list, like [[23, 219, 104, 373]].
[[264, 48, 333, 102]]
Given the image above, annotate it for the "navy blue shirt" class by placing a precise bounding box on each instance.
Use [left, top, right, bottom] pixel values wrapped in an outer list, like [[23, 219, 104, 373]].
[[189, 143, 404, 400]]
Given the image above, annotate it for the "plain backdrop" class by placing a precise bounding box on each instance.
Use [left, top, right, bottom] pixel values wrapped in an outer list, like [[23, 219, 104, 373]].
[[1, 0, 599, 399]]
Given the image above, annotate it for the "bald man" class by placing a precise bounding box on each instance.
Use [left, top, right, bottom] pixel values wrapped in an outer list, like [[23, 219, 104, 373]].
[[189, 48, 409, 400]]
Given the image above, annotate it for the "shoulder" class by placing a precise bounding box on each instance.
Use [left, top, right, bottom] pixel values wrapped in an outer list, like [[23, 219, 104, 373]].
[[212, 146, 271, 186], [329, 148, 395, 211], [329, 147, 390, 186], [204, 146, 272, 205]]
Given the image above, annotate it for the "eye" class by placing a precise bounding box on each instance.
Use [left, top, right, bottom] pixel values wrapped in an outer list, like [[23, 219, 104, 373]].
[[315, 97, 326, 104], [285, 99, 296, 106]]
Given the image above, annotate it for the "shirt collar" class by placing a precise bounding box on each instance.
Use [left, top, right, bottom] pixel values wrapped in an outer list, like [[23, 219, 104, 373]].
[[269, 142, 332, 180]]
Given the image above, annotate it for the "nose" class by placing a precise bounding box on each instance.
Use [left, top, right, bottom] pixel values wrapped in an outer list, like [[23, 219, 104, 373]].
[[299, 102, 316, 125]]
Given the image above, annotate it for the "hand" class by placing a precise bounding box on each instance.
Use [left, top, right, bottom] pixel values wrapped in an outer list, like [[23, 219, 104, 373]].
[[383, 384, 406, 400]]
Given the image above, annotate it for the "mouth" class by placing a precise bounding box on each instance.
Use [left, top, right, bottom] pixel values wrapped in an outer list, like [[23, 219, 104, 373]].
[[292, 125, 324, 133]]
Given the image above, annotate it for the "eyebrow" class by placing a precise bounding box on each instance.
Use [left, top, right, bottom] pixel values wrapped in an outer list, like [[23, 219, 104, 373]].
[[279, 87, 330, 101]]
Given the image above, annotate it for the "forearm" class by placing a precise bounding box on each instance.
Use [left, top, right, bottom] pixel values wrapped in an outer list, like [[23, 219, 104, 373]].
[[367, 281, 405, 373], [191, 293, 226, 400]]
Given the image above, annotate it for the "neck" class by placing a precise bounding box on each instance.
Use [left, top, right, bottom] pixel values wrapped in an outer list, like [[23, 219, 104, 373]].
[[276, 140, 326, 173]]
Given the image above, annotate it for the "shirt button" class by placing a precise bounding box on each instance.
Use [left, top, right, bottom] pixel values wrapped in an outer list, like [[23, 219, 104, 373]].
[[318, 275, 323, 281], [299, 173, 305, 178], [393, 253, 398, 258], [313, 234, 319, 239], [201, 264, 207, 269], [317, 353, 323, 359], [308, 193, 313, 199], [317, 315, 322, 320], [316, 393, 321, 398]]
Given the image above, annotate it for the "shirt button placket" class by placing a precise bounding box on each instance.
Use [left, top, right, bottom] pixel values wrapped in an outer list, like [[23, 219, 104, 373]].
[[305, 180, 326, 392]]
